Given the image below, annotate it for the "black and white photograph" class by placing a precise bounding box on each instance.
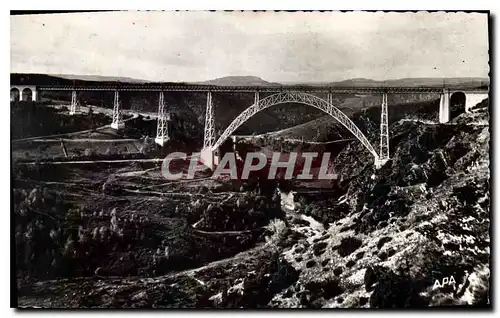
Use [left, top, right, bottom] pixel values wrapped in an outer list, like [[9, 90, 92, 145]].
[[10, 10, 491, 308]]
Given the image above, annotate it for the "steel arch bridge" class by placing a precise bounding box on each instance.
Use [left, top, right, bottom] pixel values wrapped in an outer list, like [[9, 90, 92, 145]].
[[207, 91, 383, 164]]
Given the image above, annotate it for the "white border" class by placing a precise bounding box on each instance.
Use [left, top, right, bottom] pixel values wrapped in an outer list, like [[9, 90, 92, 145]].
[[2, 1, 497, 317], [4, 0, 498, 10]]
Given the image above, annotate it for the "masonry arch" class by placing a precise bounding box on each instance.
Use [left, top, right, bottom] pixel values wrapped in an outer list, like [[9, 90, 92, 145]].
[[21, 88, 33, 101], [10, 88, 20, 102], [450, 91, 466, 109]]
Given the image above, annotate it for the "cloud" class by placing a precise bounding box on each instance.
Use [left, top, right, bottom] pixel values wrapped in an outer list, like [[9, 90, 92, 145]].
[[10, 11, 489, 82]]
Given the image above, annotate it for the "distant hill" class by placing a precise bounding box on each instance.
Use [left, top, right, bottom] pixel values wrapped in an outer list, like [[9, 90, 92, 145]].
[[386, 77, 489, 88], [51, 74, 147, 83], [195, 76, 281, 86], [330, 78, 380, 87], [12, 73, 488, 89], [281, 77, 489, 89], [11, 73, 148, 86], [330, 77, 489, 88], [11, 73, 281, 87]]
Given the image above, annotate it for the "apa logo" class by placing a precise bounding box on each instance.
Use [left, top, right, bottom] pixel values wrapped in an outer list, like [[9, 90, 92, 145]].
[[433, 276, 456, 289]]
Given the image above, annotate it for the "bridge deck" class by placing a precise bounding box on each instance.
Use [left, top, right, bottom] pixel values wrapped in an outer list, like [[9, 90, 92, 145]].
[[35, 85, 489, 94]]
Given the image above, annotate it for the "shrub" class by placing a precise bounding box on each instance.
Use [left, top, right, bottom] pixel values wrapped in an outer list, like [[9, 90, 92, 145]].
[[306, 260, 316, 268], [265, 219, 288, 246]]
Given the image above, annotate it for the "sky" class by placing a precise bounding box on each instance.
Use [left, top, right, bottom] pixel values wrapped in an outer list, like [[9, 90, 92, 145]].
[[10, 11, 490, 83]]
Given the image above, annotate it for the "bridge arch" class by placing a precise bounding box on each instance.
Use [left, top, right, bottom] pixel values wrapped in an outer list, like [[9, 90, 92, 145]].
[[21, 88, 33, 101], [10, 88, 20, 102], [211, 91, 380, 160], [10, 85, 38, 102]]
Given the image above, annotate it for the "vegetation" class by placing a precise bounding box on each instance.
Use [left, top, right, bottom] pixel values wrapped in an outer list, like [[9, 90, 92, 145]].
[[12, 83, 490, 308]]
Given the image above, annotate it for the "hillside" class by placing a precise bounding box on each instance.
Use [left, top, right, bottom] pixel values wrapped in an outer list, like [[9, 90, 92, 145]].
[[10, 73, 148, 86], [279, 77, 488, 88], [262, 100, 490, 308], [16, 99, 490, 308], [330, 77, 488, 88]]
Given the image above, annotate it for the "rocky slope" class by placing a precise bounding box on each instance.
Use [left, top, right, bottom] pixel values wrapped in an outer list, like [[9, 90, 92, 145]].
[[15, 99, 490, 308], [272, 100, 490, 308]]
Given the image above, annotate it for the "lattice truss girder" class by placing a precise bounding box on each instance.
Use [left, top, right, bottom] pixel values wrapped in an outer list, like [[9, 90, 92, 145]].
[[112, 90, 123, 125], [156, 91, 169, 138], [212, 91, 380, 160]]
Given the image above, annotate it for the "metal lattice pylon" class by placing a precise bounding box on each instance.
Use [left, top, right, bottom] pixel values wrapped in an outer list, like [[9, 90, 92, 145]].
[[379, 93, 389, 162], [203, 91, 215, 148], [70, 90, 78, 115], [156, 91, 169, 140], [212, 91, 380, 162], [112, 90, 123, 128]]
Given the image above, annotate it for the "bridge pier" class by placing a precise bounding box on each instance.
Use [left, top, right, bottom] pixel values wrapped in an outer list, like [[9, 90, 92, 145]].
[[439, 89, 450, 123], [111, 90, 125, 130], [69, 90, 78, 115], [231, 136, 238, 153], [155, 91, 170, 146], [374, 158, 386, 169], [201, 91, 216, 169], [203, 92, 215, 149], [375, 92, 390, 169]]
